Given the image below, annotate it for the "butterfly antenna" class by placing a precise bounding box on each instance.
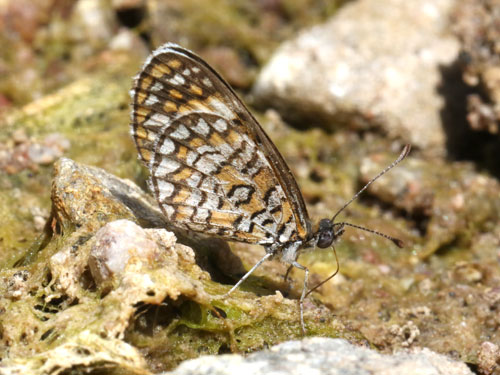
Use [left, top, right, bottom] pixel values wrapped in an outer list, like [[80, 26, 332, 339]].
[[331, 144, 411, 223], [338, 222, 404, 248]]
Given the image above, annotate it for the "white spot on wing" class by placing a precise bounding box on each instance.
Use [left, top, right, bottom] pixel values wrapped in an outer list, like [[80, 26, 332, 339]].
[[158, 138, 175, 155], [202, 194, 218, 210], [186, 151, 198, 166], [216, 142, 234, 158], [186, 189, 202, 206], [193, 208, 210, 222], [195, 155, 217, 174], [182, 68, 191, 76], [207, 153, 226, 165], [202, 77, 213, 87], [197, 145, 215, 154], [200, 177, 216, 191], [252, 211, 272, 227], [234, 142, 253, 166], [186, 172, 202, 187], [279, 223, 294, 243], [230, 186, 252, 203], [145, 94, 159, 106], [157, 180, 174, 201], [267, 189, 281, 209], [208, 97, 234, 119], [237, 219, 251, 232], [169, 73, 185, 85], [155, 158, 180, 177], [162, 204, 175, 218], [151, 82, 164, 91], [170, 125, 190, 139], [192, 118, 210, 136], [213, 119, 228, 132], [144, 113, 170, 128]]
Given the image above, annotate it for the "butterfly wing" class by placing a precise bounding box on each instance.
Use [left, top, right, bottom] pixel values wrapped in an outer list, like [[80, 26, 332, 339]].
[[130, 43, 311, 247]]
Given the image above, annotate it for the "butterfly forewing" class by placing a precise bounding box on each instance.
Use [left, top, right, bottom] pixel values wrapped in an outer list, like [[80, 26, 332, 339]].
[[130, 43, 310, 247]]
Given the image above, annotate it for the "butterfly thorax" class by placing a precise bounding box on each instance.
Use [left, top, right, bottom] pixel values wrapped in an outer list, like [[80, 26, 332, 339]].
[[271, 218, 344, 265]]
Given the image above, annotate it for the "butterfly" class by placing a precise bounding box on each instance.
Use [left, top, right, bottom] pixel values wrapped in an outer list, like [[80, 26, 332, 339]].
[[130, 43, 410, 333]]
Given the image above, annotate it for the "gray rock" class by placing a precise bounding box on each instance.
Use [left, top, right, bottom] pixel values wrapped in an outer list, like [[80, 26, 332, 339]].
[[167, 338, 473, 375], [253, 0, 460, 154]]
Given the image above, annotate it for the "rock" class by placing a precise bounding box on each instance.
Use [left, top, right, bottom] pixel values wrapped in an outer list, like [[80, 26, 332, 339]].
[[28, 133, 70, 165], [112, 0, 146, 10], [0, 132, 70, 173], [450, 0, 500, 174], [5, 270, 30, 300], [109, 28, 149, 58], [168, 338, 473, 375], [451, 0, 500, 136], [253, 0, 460, 154], [477, 341, 500, 375], [88, 220, 172, 285], [70, 0, 117, 54]]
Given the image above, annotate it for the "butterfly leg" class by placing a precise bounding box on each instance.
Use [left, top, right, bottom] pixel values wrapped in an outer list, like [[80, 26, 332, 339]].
[[282, 264, 295, 297], [290, 261, 309, 335], [223, 252, 273, 297], [284, 264, 293, 283]]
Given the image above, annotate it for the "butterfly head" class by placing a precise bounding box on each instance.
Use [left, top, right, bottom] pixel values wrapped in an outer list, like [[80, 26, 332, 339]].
[[312, 144, 411, 250], [315, 218, 344, 249]]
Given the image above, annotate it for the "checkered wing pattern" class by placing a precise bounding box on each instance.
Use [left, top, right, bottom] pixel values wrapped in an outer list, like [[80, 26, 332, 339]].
[[130, 43, 310, 247]]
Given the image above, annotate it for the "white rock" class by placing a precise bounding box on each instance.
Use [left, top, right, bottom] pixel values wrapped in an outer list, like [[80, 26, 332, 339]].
[[253, 0, 460, 154]]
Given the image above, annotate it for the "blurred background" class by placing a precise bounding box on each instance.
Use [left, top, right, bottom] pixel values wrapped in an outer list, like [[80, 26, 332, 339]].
[[0, 0, 345, 107]]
